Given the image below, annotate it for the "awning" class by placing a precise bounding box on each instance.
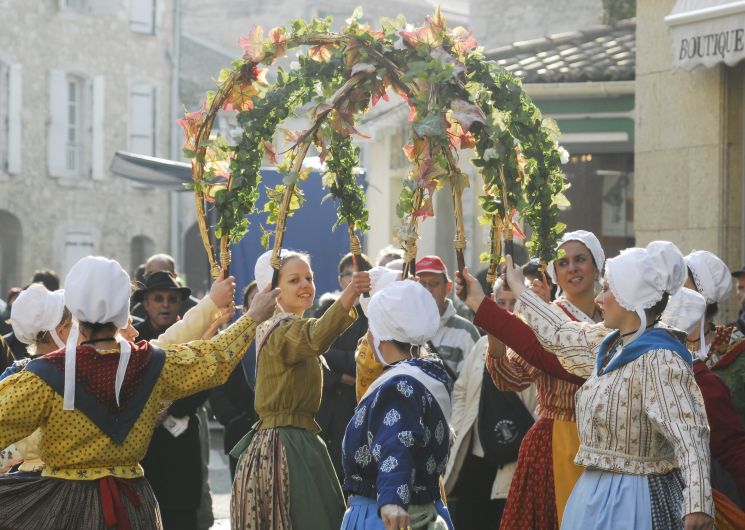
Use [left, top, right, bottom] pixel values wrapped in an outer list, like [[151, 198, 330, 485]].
[[110, 151, 192, 190], [665, 1, 745, 69]]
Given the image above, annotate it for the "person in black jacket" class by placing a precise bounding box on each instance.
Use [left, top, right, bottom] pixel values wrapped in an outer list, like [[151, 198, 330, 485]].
[[314, 252, 372, 481], [134, 271, 206, 530], [210, 281, 259, 479]]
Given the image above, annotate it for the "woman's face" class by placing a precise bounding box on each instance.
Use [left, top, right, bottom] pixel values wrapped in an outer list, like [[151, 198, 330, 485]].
[[119, 318, 139, 342], [493, 287, 517, 312], [553, 241, 598, 298], [595, 280, 627, 330], [56, 319, 73, 344], [277, 257, 315, 315]]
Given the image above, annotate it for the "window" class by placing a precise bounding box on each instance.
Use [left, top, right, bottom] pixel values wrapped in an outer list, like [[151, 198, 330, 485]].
[[48, 69, 104, 180], [130, 0, 155, 34], [66, 77, 83, 174], [0, 61, 22, 176], [63, 231, 95, 277], [128, 82, 156, 155], [60, 0, 87, 13]]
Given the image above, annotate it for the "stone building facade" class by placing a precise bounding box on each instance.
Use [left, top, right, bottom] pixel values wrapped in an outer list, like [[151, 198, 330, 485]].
[[0, 0, 177, 294], [635, 0, 745, 320]]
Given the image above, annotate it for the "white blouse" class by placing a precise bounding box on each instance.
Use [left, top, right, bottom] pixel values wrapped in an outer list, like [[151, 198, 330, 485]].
[[515, 290, 714, 518]]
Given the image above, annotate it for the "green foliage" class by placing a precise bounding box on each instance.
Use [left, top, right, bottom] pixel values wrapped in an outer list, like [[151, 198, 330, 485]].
[[186, 9, 568, 266], [322, 132, 370, 233]]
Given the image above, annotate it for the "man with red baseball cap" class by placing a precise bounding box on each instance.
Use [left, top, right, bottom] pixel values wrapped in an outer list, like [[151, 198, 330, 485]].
[[415, 255, 480, 378]]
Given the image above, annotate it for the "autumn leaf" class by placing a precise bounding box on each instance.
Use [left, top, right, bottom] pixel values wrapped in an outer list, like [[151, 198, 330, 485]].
[[449, 99, 486, 132], [331, 109, 370, 139], [268, 27, 288, 60], [451, 26, 478, 56], [432, 6, 446, 31], [309, 44, 334, 62], [403, 136, 429, 164], [370, 78, 390, 107], [239, 26, 265, 62], [222, 81, 259, 112], [263, 141, 278, 164], [509, 209, 527, 240], [446, 119, 475, 149], [399, 17, 443, 49], [177, 109, 203, 149]]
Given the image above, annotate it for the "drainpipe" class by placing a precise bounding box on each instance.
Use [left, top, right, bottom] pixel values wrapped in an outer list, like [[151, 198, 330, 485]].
[[169, 0, 182, 264]]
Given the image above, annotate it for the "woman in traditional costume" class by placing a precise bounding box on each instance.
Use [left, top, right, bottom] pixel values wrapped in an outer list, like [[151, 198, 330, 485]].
[[462, 241, 714, 528], [341, 280, 452, 530], [683, 251, 745, 426], [661, 287, 745, 528], [0, 256, 277, 529], [461, 230, 604, 529], [230, 249, 370, 530]]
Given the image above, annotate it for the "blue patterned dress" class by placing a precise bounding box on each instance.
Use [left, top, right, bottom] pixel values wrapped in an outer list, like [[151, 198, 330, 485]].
[[341, 357, 452, 529]]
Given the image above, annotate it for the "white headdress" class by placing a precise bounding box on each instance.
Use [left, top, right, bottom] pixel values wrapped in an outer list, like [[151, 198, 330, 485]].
[[685, 250, 732, 305], [605, 241, 686, 343], [366, 280, 439, 365], [10, 284, 66, 348], [63, 256, 132, 411], [661, 287, 707, 359], [546, 230, 605, 285]]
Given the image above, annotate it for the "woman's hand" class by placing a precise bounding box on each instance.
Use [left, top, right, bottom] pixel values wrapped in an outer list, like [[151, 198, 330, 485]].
[[454, 266, 486, 313], [380, 504, 410, 530], [503, 255, 526, 297], [530, 275, 551, 303], [339, 271, 371, 311], [247, 285, 280, 323], [683, 513, 713, 530], [209, 271, 237, 308]]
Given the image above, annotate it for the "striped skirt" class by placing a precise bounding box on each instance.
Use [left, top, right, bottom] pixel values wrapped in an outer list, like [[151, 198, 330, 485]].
[[499, 417, 583, 530], [561, 469, 684, 529], [0, 474, 162, 530], [230, 426, 345, 530]]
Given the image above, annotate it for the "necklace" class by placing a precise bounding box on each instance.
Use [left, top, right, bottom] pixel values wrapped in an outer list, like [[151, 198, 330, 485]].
[[620, 322, 655, 338]]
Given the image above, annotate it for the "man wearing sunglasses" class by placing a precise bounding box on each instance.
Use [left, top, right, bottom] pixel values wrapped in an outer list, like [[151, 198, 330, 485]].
[[132, 271, 210, 530]]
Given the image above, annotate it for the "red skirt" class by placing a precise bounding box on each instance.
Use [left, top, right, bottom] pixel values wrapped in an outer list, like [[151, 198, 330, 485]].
[[499, 417, 558, 530]]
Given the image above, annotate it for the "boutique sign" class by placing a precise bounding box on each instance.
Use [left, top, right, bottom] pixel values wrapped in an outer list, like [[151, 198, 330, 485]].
[[666, 5, 745, 70]]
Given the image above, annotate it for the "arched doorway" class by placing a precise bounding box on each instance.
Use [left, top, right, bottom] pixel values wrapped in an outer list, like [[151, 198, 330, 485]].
[[183, 222, 210, 298], [130, 235, 155, 277], [0, 210, 22, 299]]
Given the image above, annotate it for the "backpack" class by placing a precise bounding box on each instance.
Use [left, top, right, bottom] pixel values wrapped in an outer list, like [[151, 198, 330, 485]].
[[477, 366, 534, 466]]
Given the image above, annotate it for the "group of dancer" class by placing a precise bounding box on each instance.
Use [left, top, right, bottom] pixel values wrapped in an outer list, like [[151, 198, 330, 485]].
[[0, 228, 743, 529]]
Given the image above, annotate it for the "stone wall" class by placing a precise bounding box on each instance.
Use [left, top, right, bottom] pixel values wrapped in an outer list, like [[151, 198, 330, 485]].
[[635, 0, 744, 318], [0, 0, 174, 288]]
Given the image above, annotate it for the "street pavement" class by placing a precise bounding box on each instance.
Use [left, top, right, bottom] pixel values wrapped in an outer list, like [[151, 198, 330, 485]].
[[208, 423, 232, 529]]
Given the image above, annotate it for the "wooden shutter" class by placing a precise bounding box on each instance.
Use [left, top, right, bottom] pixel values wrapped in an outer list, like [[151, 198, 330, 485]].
[[6, 63, 22, 175], [47, 69, 67, 178]]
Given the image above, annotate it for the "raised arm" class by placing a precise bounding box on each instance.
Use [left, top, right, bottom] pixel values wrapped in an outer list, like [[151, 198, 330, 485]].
[[151, 273, 237, 347], [157, 285, 279, 401], [475, 297, 585, 385], [264, 299, 356, 365], [514, 290, 607, 378]]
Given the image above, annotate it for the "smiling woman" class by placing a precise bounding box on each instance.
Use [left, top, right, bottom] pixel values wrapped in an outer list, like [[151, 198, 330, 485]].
[[230, 249, 371, 530]]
